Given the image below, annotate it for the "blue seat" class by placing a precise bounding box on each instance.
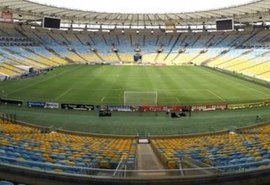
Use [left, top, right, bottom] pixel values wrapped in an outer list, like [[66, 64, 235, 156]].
[[0, 181, 14, 185]]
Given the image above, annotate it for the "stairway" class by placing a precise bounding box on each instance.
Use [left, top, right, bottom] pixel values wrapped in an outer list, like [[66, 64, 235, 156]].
[[136, 143, 166, 176]]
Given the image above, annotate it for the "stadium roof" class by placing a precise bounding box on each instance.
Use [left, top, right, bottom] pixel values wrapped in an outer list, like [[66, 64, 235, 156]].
[[28, 0, 254, 14], [0, 0, 270, 27]]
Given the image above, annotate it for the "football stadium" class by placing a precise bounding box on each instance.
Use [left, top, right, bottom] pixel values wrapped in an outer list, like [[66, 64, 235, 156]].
[[0, 0, 270, 184]]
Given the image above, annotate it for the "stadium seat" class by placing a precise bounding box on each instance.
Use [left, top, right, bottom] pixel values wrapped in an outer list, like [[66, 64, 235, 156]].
[[0, 181, 14, 185], [0, 121, 137, 173], [151, 123, 270, 171]]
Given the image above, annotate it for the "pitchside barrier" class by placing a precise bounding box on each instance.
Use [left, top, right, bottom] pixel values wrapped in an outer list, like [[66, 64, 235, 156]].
[[107, 105, 135, 112], [265, 100, 270, 106], [138, 105, 225, 112], [227, 102, 265, 110], [135, 101, 269, 112], [61, 103, 94, 111], [0, 98, 23, 106], [3, 97, 270, 112], [27, 101, 59, 109], [191, 104, 227, 111], [139, 105, 183, 112]]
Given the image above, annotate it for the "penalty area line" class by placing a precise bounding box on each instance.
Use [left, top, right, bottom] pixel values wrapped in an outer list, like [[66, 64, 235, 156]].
[[207, 89, 225, 102], [175, 97, 181, 103], [55, 88, 73, 100]]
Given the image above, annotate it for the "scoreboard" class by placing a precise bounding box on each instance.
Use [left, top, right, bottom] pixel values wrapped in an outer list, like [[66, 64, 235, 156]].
[[216, 19, 234, 31]]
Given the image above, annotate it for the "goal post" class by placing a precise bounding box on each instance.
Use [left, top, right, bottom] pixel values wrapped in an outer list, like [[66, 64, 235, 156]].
[[123, 91, 158, 106]]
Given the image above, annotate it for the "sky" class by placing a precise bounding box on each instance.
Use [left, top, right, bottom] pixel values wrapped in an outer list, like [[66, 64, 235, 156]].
[[29, 0, 255, 14]]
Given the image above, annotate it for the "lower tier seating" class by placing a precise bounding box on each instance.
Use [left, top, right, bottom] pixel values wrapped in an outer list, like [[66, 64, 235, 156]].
[[0, 121, 137, 174]]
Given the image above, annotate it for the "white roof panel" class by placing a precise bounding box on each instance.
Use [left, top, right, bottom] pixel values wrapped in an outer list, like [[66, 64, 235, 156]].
[[0, 0, 269, 26]]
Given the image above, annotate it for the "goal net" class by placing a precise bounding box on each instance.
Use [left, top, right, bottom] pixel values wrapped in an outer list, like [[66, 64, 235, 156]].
[[123, 91, 158, 106]]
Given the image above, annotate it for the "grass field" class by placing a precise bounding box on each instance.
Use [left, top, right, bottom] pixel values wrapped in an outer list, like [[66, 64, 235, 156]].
[[0, 65, 270, 105], [0, 65, 270, 135]]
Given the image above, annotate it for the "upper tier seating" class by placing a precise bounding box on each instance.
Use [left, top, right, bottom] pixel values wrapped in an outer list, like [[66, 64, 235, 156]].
[[0, 22, 269, 82]]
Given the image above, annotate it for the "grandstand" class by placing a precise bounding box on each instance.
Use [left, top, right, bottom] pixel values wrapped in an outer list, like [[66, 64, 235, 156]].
[[152, 126, 270, 171], [0, 24, 270, 81], [1, 0, 270, 185], [0, 120, 137, 172]]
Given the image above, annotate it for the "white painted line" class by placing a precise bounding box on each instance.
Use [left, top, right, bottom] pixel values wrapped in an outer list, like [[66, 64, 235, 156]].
[[154, 89, 205, 92], [101, 97, 105, 102], [7, 65, 81, 96], [207, 89, 226, 102], [55, 88, 73, 100], [238, 83, 270, 97], [175, 97, 181, 103]]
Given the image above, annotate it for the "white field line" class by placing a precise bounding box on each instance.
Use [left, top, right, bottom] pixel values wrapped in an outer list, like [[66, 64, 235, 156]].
[[238, 83, 270, 97], [175, 97, 181, 103], [49, 88, 206, 92], [207, 89, 225, 102], [55, 88, 73, 100], [101, 97, 105, 102], [154, 89, 205, 92], [7, 65, 82, 96]]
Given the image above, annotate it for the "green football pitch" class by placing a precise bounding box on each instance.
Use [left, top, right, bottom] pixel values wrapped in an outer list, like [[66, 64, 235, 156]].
[[0, 65, 270, 105], [1, 65, 270, 135]]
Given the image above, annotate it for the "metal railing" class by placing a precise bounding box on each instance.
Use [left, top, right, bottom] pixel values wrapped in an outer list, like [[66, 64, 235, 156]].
[[0, 155, 269, 179]]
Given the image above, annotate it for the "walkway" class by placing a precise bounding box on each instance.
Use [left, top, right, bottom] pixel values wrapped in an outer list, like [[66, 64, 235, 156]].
[[136, 143, 166, 176]]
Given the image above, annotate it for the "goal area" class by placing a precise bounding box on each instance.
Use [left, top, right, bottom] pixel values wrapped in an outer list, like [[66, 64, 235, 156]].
[[123, 91, 158, 106]]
